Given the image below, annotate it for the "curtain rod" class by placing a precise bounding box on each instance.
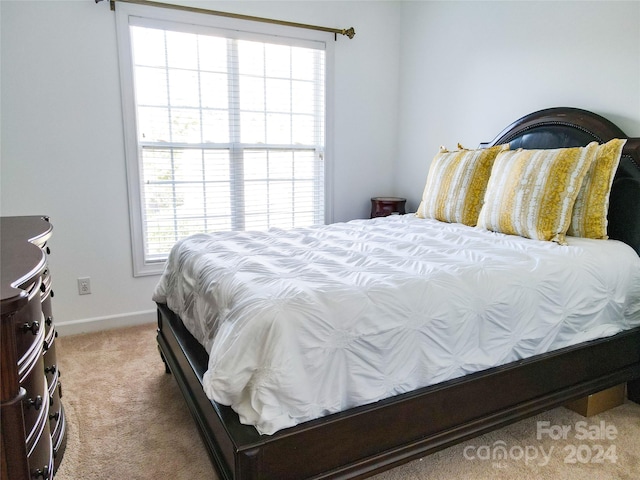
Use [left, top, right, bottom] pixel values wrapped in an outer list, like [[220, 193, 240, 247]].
[[96, 0, 355, 40]]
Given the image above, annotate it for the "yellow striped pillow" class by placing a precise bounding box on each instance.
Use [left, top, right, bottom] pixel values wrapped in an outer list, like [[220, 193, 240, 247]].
[[477, 142, 599, 245], [416, 144, 508, 226], [567, 138, 627, 239]]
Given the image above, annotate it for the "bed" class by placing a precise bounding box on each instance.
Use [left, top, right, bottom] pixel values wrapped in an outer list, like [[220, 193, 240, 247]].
[[155, 107, 640, 479]]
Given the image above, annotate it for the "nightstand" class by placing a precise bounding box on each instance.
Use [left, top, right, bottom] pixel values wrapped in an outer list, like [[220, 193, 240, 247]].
[[370, 197, 406, 218]]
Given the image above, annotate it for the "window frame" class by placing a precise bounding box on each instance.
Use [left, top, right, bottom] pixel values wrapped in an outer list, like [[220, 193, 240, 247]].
[[115, 2, 334, 276]]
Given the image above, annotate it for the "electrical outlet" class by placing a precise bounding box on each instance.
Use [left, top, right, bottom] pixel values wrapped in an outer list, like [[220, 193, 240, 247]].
[[78, 277, 91, 295]]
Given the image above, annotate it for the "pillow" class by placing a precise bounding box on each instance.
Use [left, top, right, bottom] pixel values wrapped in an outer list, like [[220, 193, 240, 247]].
[[477, 142, 599, 245], [416, 143, 509, 226], [567, 138, 627, 239]]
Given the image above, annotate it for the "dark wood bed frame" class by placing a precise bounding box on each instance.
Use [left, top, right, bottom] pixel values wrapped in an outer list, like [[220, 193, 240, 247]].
[[156, 107, 640, 479]]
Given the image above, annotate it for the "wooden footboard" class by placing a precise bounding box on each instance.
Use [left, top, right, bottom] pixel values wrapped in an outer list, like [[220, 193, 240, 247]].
[[156, 302, 640, 480]]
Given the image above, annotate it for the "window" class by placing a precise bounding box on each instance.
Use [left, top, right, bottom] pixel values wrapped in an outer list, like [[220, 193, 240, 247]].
[[116, 4, 330, 275]]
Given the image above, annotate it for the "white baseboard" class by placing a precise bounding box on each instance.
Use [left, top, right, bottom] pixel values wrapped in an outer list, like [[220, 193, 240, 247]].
[[55, 309, 156, 337]]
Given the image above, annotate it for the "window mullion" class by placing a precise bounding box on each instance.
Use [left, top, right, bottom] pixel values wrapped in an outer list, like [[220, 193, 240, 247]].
[[314, 50, 325, 225], [289, 48, 295, 226], [196, 35, 208, 233], [262, 43, 270, 229], [228, 39, 245, 231], [161, 30, 180, 245]]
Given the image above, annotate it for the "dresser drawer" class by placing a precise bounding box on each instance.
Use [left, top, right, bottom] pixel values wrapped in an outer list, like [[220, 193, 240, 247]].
[[21, 358, 49, 449], [15, 280, 44, 369], [43, 343, 59, 387], [41, 290, 54, 339], [27, 419, 54, 480], [45, 347, 64, 444], [43, 324, 58, 373], [48, 381, 64, 436]]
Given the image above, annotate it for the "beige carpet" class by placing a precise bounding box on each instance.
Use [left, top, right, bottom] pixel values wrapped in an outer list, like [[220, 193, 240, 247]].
[[54, 323, 640, 480]]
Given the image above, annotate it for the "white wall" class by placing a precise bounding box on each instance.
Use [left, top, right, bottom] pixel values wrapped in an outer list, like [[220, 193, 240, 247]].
[[0, 0, 401, 333], [396, 0, 640, 211]]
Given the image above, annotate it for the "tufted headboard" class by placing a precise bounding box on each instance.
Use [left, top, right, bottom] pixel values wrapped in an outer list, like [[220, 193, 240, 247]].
[[480, 107, 640, 255]]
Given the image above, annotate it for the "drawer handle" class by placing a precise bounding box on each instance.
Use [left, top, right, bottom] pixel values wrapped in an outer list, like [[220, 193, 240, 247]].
[[49, 411, 60, 421], [50, 290, 54, 298], [22, 321, 40, 335], [45, 316, 53, 326], [44, 365, 57, 376], [40, 283, 46, 293], [26, 395, 43, 410], [32, 466, 50, 479]]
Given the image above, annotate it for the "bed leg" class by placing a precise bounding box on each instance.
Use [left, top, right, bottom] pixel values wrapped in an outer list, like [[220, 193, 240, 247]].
[[157, 345, 172, 374], [628, 379, 640, 404]]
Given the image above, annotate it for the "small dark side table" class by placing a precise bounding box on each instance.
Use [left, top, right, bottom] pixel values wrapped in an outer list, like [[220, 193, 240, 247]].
[[370, 197, 406, 218]]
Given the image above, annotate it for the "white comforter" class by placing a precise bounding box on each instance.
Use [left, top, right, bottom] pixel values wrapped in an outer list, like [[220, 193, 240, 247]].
[[153, 215, 640, 435]]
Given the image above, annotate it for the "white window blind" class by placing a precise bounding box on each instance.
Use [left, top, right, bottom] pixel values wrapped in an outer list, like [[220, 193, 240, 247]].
[[116, 6, 328, 275]]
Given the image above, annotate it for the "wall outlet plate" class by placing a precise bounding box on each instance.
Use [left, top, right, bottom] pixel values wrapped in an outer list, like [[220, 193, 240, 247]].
[[77, 277, 91, 295]]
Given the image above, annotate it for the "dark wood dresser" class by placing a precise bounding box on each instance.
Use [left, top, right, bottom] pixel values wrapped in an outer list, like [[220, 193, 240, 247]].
[[1, 216, 66, 480]]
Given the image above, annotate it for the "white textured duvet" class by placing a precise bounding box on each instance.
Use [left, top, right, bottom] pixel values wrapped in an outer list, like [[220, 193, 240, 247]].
[[153, 215, 640, 435]]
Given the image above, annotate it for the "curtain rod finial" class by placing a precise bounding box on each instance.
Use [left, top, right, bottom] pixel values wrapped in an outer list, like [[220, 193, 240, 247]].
[[344, 27, 355, 39]]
